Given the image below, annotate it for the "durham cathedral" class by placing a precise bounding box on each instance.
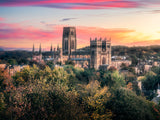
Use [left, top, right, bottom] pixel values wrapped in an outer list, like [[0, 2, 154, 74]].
[[32, 27, 112, 69]]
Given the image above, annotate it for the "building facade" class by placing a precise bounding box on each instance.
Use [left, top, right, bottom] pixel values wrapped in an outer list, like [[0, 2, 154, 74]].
[[62, 27, 77, 56], [32, 27, 112, 69], [90, 38, 111, 69]]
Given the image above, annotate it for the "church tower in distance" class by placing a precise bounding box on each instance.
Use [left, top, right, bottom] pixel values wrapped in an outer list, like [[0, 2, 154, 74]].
[[62, 27, 77, 56], [90, 37, 111, 69]]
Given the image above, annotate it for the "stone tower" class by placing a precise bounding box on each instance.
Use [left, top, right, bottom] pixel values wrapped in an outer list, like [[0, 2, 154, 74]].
[[90, 38, 111, 69], [62, 27, 77, 55], [32, 44, 35, 54], [39, 43, 41, 55]]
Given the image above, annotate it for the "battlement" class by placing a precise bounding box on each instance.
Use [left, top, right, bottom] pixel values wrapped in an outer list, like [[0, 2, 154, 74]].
[[90, 37, 111, 43]]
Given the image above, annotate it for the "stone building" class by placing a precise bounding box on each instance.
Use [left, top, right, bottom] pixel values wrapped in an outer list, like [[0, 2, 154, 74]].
[[62, 27, 76, 55], [90, 38, 111, 69], [32, 26, 112, 69]]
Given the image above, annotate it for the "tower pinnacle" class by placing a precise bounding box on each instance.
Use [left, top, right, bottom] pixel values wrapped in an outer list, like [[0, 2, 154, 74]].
[[39, 43, 41, 54], [32, 44, 35, 53], [50, 44, 52, 52]]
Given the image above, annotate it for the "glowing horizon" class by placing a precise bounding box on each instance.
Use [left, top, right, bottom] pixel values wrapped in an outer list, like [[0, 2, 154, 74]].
[[1, 0, 160, 50]]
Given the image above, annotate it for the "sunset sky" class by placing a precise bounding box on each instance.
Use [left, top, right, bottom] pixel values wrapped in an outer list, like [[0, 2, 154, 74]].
[[1, 0, 160, 51]]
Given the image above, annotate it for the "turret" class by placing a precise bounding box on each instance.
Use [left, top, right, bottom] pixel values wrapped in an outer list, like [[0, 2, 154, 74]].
[[50, 44, 52, 52], [39, 43, 41, 54], [32, 44, 35, 53]]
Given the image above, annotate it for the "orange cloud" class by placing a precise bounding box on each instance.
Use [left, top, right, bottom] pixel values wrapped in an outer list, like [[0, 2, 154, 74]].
[[127, 39, 160, 46], [0, 21, 159, 50]]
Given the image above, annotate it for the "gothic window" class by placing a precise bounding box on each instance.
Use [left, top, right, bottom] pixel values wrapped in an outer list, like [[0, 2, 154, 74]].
[[71, 40, 74, 49], [71, 31, 74, 35], [92, 51, 94, 55], [65, 40, 68, 50], [102, 57, 106, 64], [102, 41, 106, 51]]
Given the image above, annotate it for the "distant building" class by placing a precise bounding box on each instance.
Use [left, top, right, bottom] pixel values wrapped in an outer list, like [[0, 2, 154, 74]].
[[90, 38, 111, 69], [144, 65, 152, 73], [0, 64, 6, 70], [152, 84, 160, 104], [111, 60, 132, 70], [32, 27, 112, 69], [62, 27, 76, 55]]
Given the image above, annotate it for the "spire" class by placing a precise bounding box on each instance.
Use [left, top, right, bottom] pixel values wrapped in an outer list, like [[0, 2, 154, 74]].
[[50, 43, 52, 52], [39, 43, 41, 54], [32, 44, 35, 53], [57, 44, 59, 50]]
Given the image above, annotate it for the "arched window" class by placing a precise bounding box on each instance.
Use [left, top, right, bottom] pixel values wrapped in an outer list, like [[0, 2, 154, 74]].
[[102, 57, 106, 64], [65, 40, 68, 50], [71, 40, 74, 49]]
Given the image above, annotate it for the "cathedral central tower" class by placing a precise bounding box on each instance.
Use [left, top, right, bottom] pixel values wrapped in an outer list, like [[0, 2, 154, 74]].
[[62, 27, 77, 55]]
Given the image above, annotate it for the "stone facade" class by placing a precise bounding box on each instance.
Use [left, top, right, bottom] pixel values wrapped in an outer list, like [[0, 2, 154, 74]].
[[62, 27, 76, 55], [90, 38, 111, 69], [111, 60, 132, 70], [32, 27, 112, 69]]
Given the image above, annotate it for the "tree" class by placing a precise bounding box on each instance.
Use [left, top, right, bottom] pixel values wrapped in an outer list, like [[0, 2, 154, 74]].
[[65, 60, 75, 66], [101, 71, 126, 89], [142, 71, 160, 100], [107, 88, 157, 120], [7, 59, 17, 65]]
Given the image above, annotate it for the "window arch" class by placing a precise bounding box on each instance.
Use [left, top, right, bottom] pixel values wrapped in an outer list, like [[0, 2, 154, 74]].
[[71, 40, 74, 49], [65, 40, 68, 50], [102, 57, 106, 64]]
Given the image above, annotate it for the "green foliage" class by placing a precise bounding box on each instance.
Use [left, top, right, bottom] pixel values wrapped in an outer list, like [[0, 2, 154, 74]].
[[46, 61, 54, 69], [130, 55, 138, 66], [107, 88, 157, 120], [76, 80, 113, 120], [151, 66, 160, 74], [0, 51, 32, 65], [142, 72, 158, 91], [101, 71, 126, 89], [65, 60, 75, 66], [8, 59, 18, 65], [142, 71, 160, 100], [0, 65, 159, 120]]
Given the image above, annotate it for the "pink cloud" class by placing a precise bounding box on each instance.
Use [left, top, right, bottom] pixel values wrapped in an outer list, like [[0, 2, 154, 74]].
[[0, 0, 140, 9], [0, 21, 159, 49], [0, 23, 61, 42], [0, 17, 5, 21]]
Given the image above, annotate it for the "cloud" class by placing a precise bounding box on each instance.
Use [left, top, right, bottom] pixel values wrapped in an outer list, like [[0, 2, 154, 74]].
[[150, 10, 160, 14], [0, 21, 159, 49], [127, 39, 160, 46], [0, 22, 61, 42], [0, 0, 141, 9], [2, 0, 160, 9], [0, 17, 5, 21], [2, 0, 160, 10], [60, 18, 77, 22]]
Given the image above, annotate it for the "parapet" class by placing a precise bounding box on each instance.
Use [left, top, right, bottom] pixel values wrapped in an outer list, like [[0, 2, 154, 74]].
[[90, 37, 111, 42]]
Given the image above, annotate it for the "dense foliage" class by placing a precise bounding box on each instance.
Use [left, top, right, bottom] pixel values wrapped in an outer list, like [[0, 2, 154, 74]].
[[1, 45, 160, 66], [0, 65, 159, 120]]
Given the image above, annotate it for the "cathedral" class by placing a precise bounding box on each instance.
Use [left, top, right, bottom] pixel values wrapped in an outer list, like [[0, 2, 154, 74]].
[[32, 27, 111, 69]]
